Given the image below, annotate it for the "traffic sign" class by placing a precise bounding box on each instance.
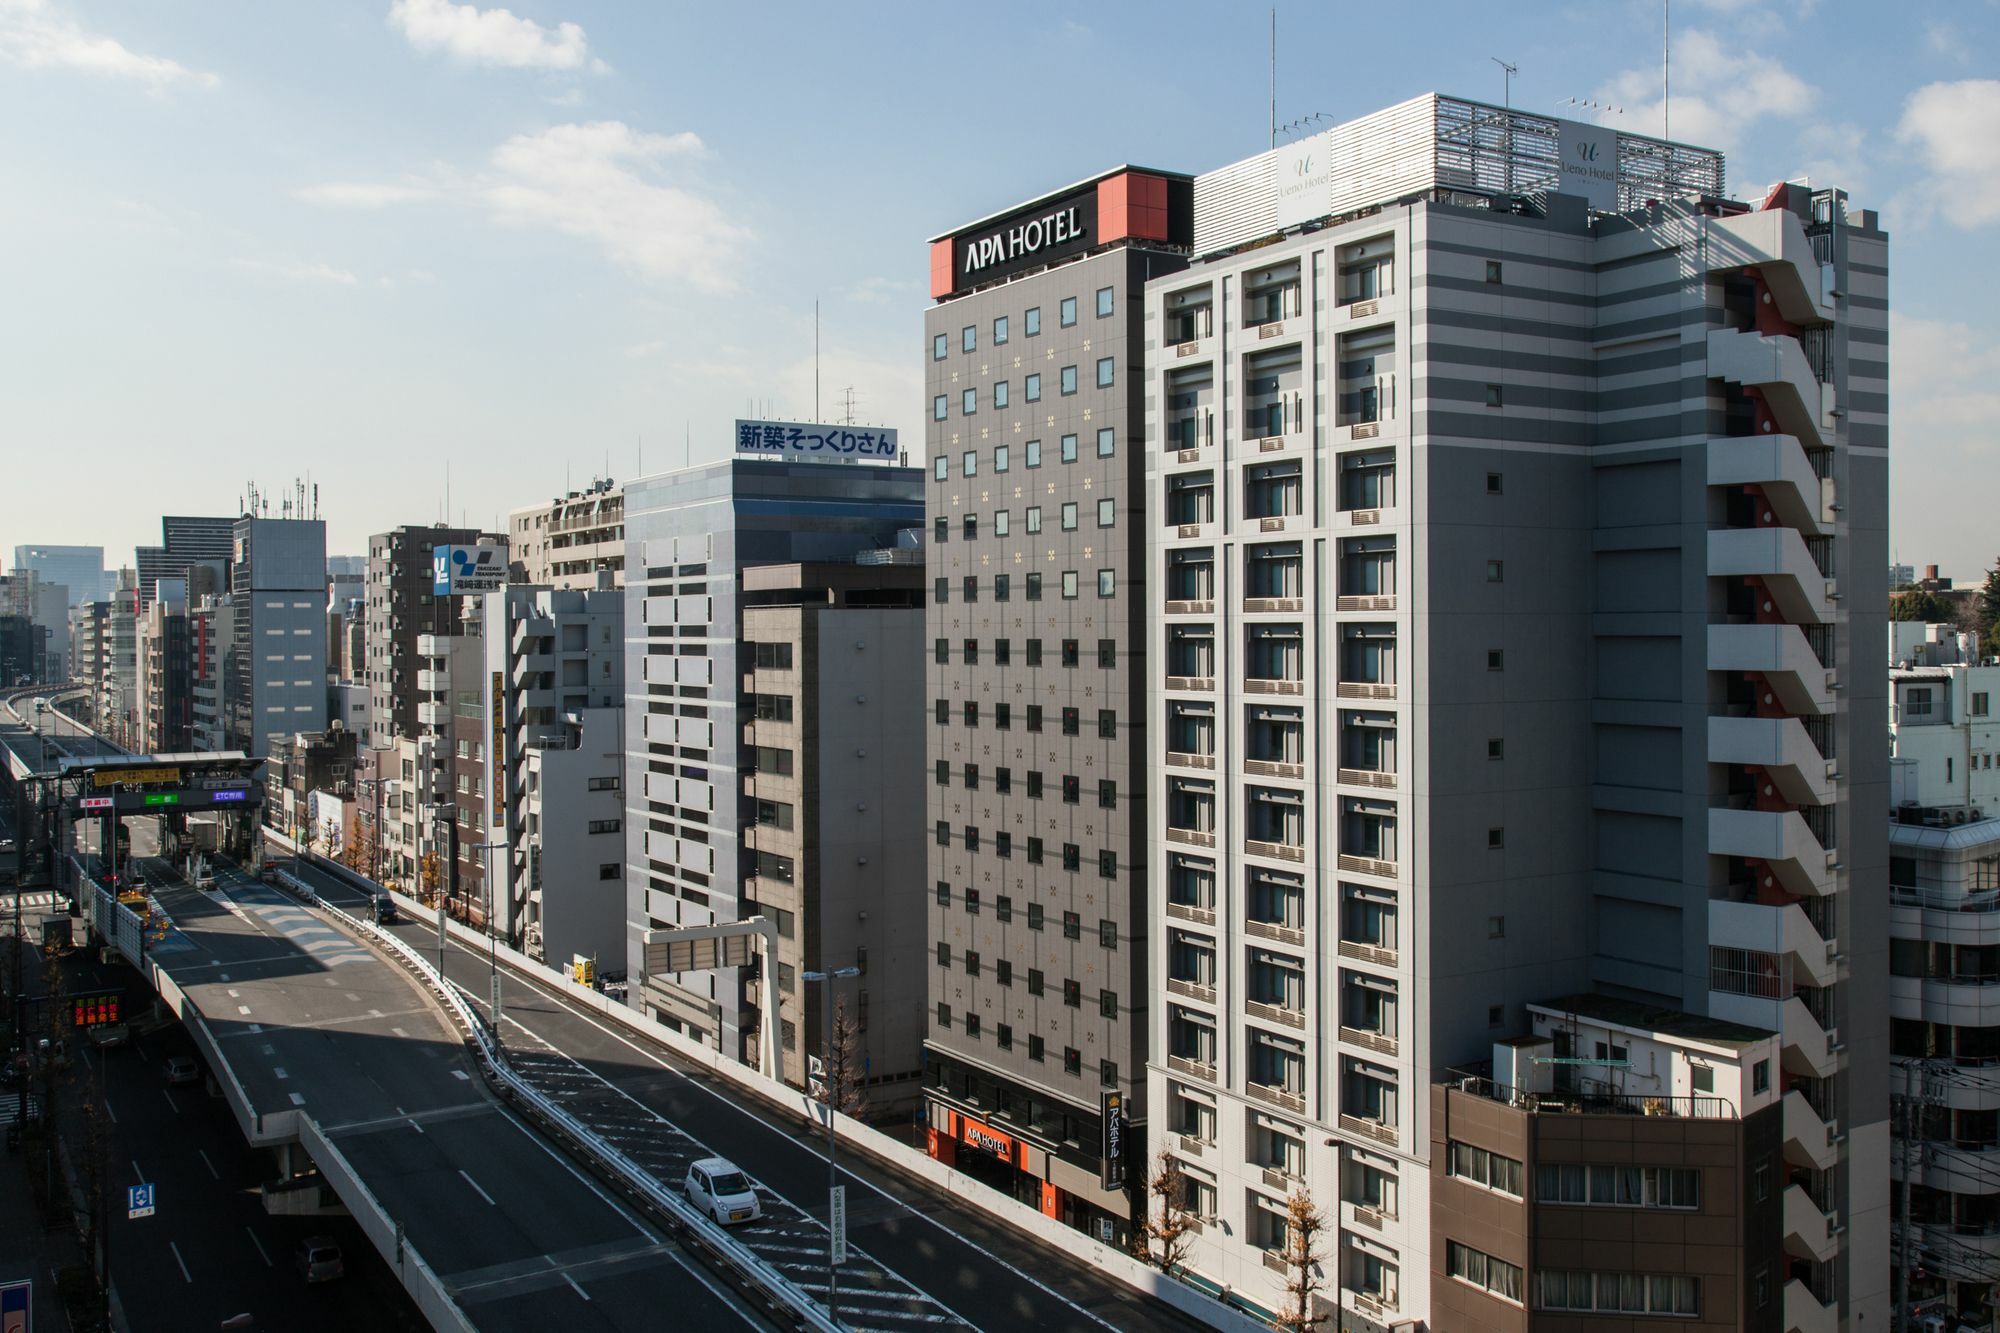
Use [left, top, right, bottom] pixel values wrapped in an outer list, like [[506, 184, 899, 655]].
[[0, 1278, 28, 1333], [829, 1185, 846, 1265], [127, 1182, 155, 1219]]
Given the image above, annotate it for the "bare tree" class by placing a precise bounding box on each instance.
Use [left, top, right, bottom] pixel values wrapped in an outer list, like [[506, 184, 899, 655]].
[[817, 994, 868, 1120], [1278, 1189, 1328, 1333], [1139, 1150, 1198, 1273]]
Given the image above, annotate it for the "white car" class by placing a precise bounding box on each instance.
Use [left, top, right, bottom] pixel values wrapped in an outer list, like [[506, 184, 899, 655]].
[[684, 1157, 760, 1226]]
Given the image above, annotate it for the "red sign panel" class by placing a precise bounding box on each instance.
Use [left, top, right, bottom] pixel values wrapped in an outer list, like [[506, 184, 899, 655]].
[[958, 1113, 1016, 1162]]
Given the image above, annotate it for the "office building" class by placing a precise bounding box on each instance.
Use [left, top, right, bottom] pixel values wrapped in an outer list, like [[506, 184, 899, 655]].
[[921, 166, 1195, 1243], [364, 525, 501, 750], [135, 515, 233, 609], [13, 544, 107, 606], [737, 559, 927, 1108], [222, 517, 328, 762], [136, 577, 193, 753], [509, 478, 626, 589], [1118, 93, 1887, 1328], [620, 457, 923, 1073]]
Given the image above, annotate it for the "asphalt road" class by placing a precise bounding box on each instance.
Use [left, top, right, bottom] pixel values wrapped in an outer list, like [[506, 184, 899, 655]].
[[117, 855, 767, 1332], [296, 858, 1218, 1333]]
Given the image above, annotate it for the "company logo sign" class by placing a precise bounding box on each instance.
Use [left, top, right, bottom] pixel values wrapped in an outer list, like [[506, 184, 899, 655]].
[[1274, 130, 1332, 231], [1556, 118, 1619, 212], [1100, 1089, 1127, 1190], [1574, 140, 1599, 162], [949, 184, 1099, 293], [432, 544, 504, 596], [960, 1116, 1014, 1160], [735, 419, 898, 464]]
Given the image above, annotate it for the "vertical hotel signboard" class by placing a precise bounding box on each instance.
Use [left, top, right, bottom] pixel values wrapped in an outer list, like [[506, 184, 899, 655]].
[[490, 671, 504, 827], [1100, 1089, 1126, 1190], [1556, 118, 1620, 212]]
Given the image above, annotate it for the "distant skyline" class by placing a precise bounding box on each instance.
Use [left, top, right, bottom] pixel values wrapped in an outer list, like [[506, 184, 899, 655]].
[[2, 0, 1996, 576]]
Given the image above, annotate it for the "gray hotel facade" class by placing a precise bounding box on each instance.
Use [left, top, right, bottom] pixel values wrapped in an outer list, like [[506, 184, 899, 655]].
[[923, 93, 1887, 1330]]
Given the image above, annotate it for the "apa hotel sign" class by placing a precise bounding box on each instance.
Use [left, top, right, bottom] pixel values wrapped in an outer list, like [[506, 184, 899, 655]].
[[951, 184, 1098, 290]]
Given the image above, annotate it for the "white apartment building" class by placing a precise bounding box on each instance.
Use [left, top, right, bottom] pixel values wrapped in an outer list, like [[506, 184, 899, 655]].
[[508, 478, 625, 589], [1891, 622, 2000, 815], [1141, 94, 1884, 1329]]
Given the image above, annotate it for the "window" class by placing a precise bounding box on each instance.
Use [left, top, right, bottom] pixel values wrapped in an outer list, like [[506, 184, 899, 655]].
[[964, 949, 981, 975], [1098, 639, 1117, 668], [1486, 559, 1504, 583], [1488, 738, 1505, 759], [1026, 506, 1042, 534], [1099, 849, 1117, 878], [598, 863, 620, 880], [993, 380, 1009, 409], [1060, 433, 1078, 462], [1485, 260, 1503, 284], [1448, 1141, 1523, 1196], [964, 1012, 980, 1038], [962, 450, 977, 477], [1487, 649, 1505, 671], [1062, 774, 1080, 804], [936, 1002, 951, 1028], [1098, 918, 1118, 948], [993, 314, 1009, 344], [963, 514, 978, 541], [1061, 706, 1080, 736], [997, 1023, 1013, 1050], [1026, 639, 1043, 667], [1534, 1271, 1698, 1317], [1097, 427, 1115, 457], [936, 941, 950, 966], [1061, 502, 1078, 531], [1025, 438, 1042, 468], [1028, 1034, 1045, 1062], [933, 454, 948, 481], [1099, 779, 1117, 809], [1028, 903, 1044, 932], [1097, 499, 1115, 527], [1064, 1047, 1081, 1077], [1752, 1059, 1770, 1094], [933, 395, 948, 422], [1486, 471, 1504, 494], [1062, 571, 1079, 599], [750, 642, 793, 670], [1063, 843, 1081, 872], [1026, 704, 1043, 732], [1060, 296, 1077, 327], [1976, 692, 1991, 717], [1535, 1164, 1701, 1209], [1906, 687, 1933, 717], [1096, 286, 1114, 317], [1096, 357, 1114, 388], [962, 325, 976, 353], [934, 759, 948, 785], [1023, 372, 1041, 403], [1485, 383, 1503, 408], [1063, 977, 1081, 1007], [1448, 1242, 1523, 1304], [962, 387, 977, 415], [934, 698, 948, 724], [1060, 365, 1077, 396], [1487, 827, 1505, 849], [961, 760, 980, 788], [995, 575, 1011, 604], [1027, 966, 1045, 994], [933, 332, 948, 360], [1098, 709, 1116, 738], [1025, 306, 1041, 336], [994, 508, 1010, 537], [1098, 570, 1115, 598]]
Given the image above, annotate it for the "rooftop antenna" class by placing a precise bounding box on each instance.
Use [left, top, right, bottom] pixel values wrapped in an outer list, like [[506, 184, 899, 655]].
[[1268, 7, 1277, 150], [1492, 58, 1518, 194], [840, 386, 858, 426], [684, 420, 690, 469]]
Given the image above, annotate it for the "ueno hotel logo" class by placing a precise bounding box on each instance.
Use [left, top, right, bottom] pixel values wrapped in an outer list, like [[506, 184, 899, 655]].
[[962, 205, 1085, 277]]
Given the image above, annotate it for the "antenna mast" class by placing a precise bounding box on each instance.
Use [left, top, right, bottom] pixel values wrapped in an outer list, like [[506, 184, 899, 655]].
[[1663, 0, 1671, 141], [814, 299, 821, 422], [1268, 8, 1276, 150]]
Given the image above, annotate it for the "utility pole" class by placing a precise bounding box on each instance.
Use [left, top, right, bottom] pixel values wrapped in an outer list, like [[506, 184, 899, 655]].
[[803, 964, 860, 1326], [1895, 1058, 1919, 1333]]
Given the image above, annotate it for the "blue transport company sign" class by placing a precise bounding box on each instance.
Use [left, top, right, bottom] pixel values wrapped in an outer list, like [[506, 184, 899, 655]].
[[734, 419, 899, 464], [432, 544, 505, 596]]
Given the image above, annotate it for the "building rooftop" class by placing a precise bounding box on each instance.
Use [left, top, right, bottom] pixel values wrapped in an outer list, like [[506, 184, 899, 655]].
[[1529, 993, 1772, 1051]]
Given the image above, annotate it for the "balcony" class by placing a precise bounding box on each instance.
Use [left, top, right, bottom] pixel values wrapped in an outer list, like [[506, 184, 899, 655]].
[[1708, 715, 1836, 806], [1784, 1278, 1838, 1333], [1165, 900, 1216, 926], [415, 668, 449, 692], [1245, 758, 1305, 780], [1339, 1024, 1396, 1054], [1245, 839, 1305, 864], [1245, 678, 1305, 697], [1708, 622, 1834, 716], [1335, 594, 1397, 613], [1707, 527, 1835, 625], [416, 634, 448, 656], [1165, 750, 1216, 772], [1707, 207, 1836, 325], [1709, 898, 1837, 990], [1709, 806, 1834, 898], [1338, 940, 1397, 968], [1783, 1089, 1839, 1172], [1246, 919, 1305, 947], [1707, 328, 1834, 449], [1783, 1182, 1837, 1263], [1337, 1114, 1397, 1146], [1248, 1082, 1306, 1114], [1166, 826, 1217, 849], [1337, 853, 1397, 879], [1166, 977, 1216, 1004], [1248, 1001, 1307, 1031], [1336, 680, 1396, 701], [1708, 435, 1832, 537], [1243, 597, 1304, 614], [1164, 676, 1214, 693], [416, 700, 449, 727], [1164, 599, 1215, 616], [1337, 767, 1396, 790], [1167, 1054, 1215, 1083]]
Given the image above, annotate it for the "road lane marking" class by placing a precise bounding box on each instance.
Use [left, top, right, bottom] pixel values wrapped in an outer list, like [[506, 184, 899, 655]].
[[226, 989, 239, 998], [459, 1169, 496, 1206], [273, 1067, 288, 1080], [564, 1273, 591, 1301], [452, 1069, 470, 1081], [161, 1089, 179, 1113], [246, 1227, 272, 1268], [288, 1092, 305, 1106], [236, 1006, 251, 1016], [392, 1027, 410, 1038], [169, 1241, 192, 1283], [102, 1099, 116, 1125], [129, 1159, 143, 1183], [198, 1149, 219, 1180]]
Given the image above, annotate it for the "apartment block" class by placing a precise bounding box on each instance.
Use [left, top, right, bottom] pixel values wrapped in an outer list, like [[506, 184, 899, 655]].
[[1117, 94, 1884, 1328], [620, 458, 923, 1069], [509, 478, 626, 589], [136, 577, 192, 753], [921, 167, 1195, 1244], [365, 525, 500, 750], [738, 560, 927, 1109], [1890, 622, 2000, 813]]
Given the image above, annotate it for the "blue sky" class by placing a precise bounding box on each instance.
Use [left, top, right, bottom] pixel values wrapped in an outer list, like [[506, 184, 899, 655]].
[[2, 0, 1995, 578]]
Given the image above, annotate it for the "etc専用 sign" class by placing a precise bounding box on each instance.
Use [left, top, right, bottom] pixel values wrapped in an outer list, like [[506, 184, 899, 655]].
[[734, 420, 898, 464]]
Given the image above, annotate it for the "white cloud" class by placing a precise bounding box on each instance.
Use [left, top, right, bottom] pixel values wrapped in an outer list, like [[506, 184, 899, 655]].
[[300, 121, 747, 291], [1889, 312, 2000, 577], [1896, 79, 2000, 227], [387, 0, 599, 72], [1597, 29, 1813, 157], [0, 0, 216, 89], [1925, 20, 1971, 64], [234, 257, 361, 287]]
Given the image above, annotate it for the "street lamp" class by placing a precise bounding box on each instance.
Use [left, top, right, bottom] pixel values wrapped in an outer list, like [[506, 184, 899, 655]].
[[801, 964, 860, 1325], [463, 839, 507, 1031]]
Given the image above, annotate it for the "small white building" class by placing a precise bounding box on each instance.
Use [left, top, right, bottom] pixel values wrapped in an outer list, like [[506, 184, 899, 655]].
[[1890, 622, 2000, 814]]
